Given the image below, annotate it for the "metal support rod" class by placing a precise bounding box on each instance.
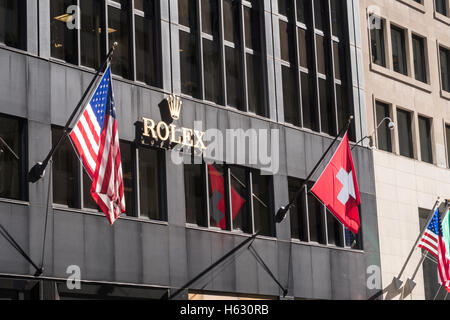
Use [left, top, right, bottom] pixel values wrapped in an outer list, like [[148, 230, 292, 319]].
[[248, 244, 288, 297], [168, 232, 260, 300], [27, 43, 118, 183], [275, 116, 354, 224], [394, 199, 440, 283]]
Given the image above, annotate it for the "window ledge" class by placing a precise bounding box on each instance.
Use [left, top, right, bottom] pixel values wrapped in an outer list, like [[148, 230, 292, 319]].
[[370, 63, 432, 93], [0, 198, 29, 207], [441, 89, 450, 101], [53, 206, 169, 226], [185, 224, 277, 241], [396, 0, 426, 13], [434, 11, 450, 26], [290, 239, 364, 254]]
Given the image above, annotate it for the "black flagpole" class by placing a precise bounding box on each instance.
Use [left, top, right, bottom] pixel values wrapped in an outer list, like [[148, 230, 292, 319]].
[[168, 232, 260, 300], [27, 42, 118, 183], [275, 116, 354, 224]]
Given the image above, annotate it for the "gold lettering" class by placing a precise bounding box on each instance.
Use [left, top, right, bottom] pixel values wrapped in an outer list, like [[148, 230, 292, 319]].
[[169, 124, 182, 144], [193, 130, 207, 150], [182, 128, 194, 147], [142, 117, 157, 139], [156, 121, 170, 141]]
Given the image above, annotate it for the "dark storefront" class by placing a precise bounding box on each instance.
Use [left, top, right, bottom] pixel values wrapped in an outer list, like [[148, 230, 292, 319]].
[[0, 0, 380, 300]]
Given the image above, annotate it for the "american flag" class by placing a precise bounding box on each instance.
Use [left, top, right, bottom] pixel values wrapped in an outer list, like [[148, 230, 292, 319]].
[[437, 211, 450, 293], [418, 209, 440, 258], [69, 65, 125, 225]]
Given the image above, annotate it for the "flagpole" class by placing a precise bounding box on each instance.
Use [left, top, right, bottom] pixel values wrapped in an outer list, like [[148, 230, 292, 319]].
[[27, 42, 119, 183], [275, 116, 354, 224], [393, 198, 441, 289], [403, 201, 450, 294]]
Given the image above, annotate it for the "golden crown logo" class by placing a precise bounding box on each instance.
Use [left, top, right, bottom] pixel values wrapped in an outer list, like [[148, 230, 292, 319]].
[[166, 94, 182, 120]]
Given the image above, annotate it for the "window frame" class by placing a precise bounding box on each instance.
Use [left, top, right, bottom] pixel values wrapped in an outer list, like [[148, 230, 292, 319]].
[[417, 115, 433, 164], [0, 113, 28, 202], [51, 129, 167, 222], [278, 0, 354, 140], [0, 0, 27, 51], [287, 176, 362, 250], [396, 107, 415, 159], [49, 0, 162, 88], [183, 161, 276, 237], [177, 0, 268, 117]]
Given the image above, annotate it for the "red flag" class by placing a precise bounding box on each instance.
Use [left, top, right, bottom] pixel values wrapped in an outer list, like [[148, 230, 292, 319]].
[[208, 164, 245, 230], [311, 133, 361, 234]]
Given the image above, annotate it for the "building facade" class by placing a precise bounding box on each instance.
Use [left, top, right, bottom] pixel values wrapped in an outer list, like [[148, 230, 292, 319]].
[[0, 0, 380, 300], [360, 0, 450, 300]]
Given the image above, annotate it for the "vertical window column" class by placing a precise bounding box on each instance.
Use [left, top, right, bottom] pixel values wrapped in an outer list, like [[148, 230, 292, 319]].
[[0, 0, 27, 50], [134, 0, 160, 87], [440, 46, 450, 92], [0, 115, 26, 201], [397, 109, 414, 159], [418, 116, 433, 164], [108, 0, 133, 79], [50, 0, 78, 64], [375, 101, 392, 153]]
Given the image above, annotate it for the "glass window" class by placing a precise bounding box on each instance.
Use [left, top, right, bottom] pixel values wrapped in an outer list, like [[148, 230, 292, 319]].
[[435, 0, 447, 16], [225, 46, 242, 109], [50, 0, 78, 64], [108, 0, 132, 79], [376, 101, 392, 153], [412, 35, 426, 83], [279, 0, 350, 137], [282, 65, 300, 126], [397, 109, 414, 159], [52, 127, 79, 208], [80, 0, 106, 70], [308, 182, 325, 244], [252, 171, 273, 237], [138, 147, 163, 221], [203, 38, 223, 104], [206, 164, 273, 235], [208, 163, 228, 229], [440, 47, 450, 92], [319, 78, 334, 135], [0, 0, 27, 50], [245, 5, 265, 116], [391, 26, 407, 75], [185, 163, 207, 227], [301, 72, 317, 131], [120, 141, 135, 216], [313, 0, 325, 31], [0, 115, 25, 201], [229, 166, 251, 233], [370, 18, 385, 67], [135, 0, 159, 86], [288, 177, 308, 241], [178, 0, 265, 116], [418, 116, 433, 164], [180, 30, 200, 98], [327, 212, 343, 247]]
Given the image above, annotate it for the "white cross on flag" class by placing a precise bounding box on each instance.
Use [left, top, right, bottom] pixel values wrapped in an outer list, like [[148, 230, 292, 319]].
[[311, 133, 361, 234]]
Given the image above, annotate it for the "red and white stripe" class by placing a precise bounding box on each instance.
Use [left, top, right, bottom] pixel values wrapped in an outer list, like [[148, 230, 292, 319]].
[[90, 115, 125, 225], [418, 230, 439, 258], [69, 104, 101, 178]]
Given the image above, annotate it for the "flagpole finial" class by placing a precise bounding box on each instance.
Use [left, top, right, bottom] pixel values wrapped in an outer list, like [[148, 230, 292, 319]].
[[113, 42, 119, 48]]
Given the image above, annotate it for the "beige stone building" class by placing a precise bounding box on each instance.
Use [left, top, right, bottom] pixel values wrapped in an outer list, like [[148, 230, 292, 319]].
[[359, 0, 450, 299]]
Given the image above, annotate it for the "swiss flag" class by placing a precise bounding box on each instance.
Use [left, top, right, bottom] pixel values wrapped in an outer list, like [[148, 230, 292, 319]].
[[311, 133, 361, 234]]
